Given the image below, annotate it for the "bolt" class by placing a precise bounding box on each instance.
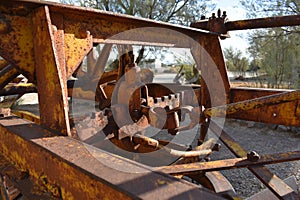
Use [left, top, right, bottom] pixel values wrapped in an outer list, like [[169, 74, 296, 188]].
[[212, 143, 221, 151], [247, 151, 260, 162], [217, 9, 221, 18]]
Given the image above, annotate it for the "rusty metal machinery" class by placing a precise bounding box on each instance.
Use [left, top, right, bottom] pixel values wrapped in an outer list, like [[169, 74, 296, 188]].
[[0, 0, 299, 199]]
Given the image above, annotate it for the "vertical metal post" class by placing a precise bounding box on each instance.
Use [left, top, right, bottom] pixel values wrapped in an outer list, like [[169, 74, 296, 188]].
[[32, 6, 70, 136]]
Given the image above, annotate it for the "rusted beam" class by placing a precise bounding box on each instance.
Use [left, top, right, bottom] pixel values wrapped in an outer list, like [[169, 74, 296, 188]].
[[155, 151, 300, 175], [12, 110, 40, 124], [209, 121, 299, 200], [191, 13, 300, 34], [1, 0, 212, 50], [32, 6, 70, 136], [204, 90, 300, 118], [0, 9, 35, 82], [0, 154, 59, 199], [225, 14, 300, 31], [0, 65, 20, 90], [0, 116, 225, 199], [0, 83, 36, 96], [191, 34, 230, 108], [229, 87, 289, 102], [228, 88, 300, 126]]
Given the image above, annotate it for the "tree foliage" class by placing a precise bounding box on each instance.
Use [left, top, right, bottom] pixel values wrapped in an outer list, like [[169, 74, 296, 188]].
[[61, 0, 216, 25], [224, 47, 249, 72], [241, 0, 300, 88], [240, 0, 300, 17]]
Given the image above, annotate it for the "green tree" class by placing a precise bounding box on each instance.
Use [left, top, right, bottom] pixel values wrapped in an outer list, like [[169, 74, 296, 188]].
[[241, 0, 300, 88], [224, 47, 249, 72]]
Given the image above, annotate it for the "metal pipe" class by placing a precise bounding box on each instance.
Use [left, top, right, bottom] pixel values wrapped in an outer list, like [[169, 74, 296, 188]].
[[225, 14, 300, 31], [155, 151, 300, 175]]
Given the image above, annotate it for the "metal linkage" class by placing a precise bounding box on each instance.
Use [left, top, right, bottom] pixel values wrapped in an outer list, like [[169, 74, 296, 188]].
[[191, 9, 300, 36], [209, 121, 299, 200]]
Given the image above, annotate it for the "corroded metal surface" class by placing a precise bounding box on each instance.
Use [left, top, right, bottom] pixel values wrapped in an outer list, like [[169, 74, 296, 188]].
[[0, 0, 299, 199], [191, 11, 300, 35], [0, 116, 225, 200], [209, 121, 299, 200]]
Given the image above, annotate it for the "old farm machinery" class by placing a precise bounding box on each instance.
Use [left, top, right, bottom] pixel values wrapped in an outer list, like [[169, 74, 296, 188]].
[[0, 0, 299, 199]]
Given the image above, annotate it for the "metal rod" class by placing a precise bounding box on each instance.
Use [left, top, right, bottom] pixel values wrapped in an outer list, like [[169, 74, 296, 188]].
[[132, 134, 214, 158], [225, 14, 300, 31], [155, 151, 300, 175], [0, 83, 36, 96], [209, 121, 299, 200], [204, 90, 300, 117]]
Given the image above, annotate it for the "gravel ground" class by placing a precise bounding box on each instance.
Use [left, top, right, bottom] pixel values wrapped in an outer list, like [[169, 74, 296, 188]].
[[212, 119, 300, 199]]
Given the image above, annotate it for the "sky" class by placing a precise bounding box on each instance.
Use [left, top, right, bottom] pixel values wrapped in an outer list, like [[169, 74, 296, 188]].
[[212, 0, 249, 56]]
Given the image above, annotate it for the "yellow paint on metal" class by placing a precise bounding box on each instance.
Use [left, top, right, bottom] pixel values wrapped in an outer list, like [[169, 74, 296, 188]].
[[64, 26, 93, 78], [32, 6, 70, 136], [205, 90, 300, 118], [295, 101, 300, 117], [12, 110, 40, 124], [0, 65, 19, 89], [0, 14, 35, 81]]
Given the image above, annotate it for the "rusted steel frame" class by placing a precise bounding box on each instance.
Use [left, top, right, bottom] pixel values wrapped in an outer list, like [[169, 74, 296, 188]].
[[0, 65, 20, 90], [191, 35, 230, 108], [12, 110, 40, 124], [32, 6, 70, 136], [191, 14, 300, 34], [0, 154, 58, 199], [0, 81, 95, 96], [0, 60, 9, 71], [0, 116, 225, 200], [225, 14, 300, 31], [227, 88, 300, 126], [204, 90, 300, 118], [209, 121, 299, 200], [155, 151, 300, 175], [0, 83, 36, 96], [0, 8, 35, 82], [42, 1, 212, 50], [200, 171, 237, 199], [229, 87, 291, 102], [226, 100, 300, 127]]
